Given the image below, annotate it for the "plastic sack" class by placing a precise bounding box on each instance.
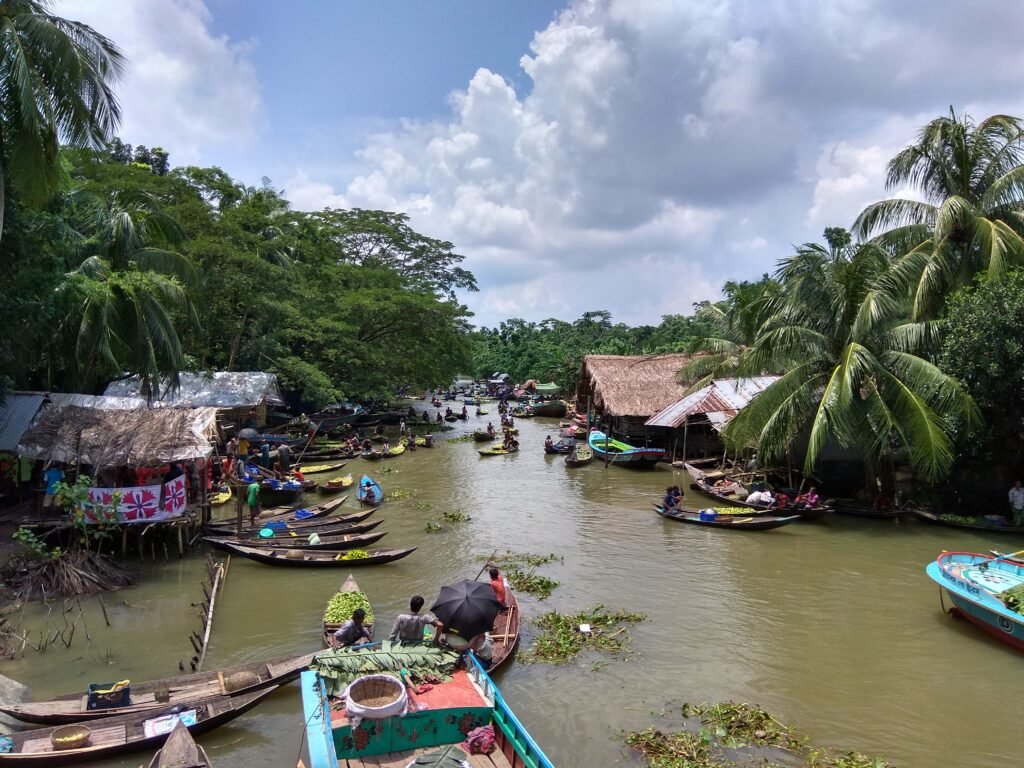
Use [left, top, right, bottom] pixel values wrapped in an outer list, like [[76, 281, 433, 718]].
[[293, 509, 315, 520]]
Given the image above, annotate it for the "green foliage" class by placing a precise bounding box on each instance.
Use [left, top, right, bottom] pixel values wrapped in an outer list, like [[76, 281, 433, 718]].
[[523, 605, 645, 664], [312, 641, 458, 696], [323, 590, 373, 624], [12, 527, 61, 561], [940, 271, 1024, 463], [505, 567, 559, 599]]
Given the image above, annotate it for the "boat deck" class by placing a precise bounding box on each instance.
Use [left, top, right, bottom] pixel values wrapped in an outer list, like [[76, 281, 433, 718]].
[[341, 750, 512, 767], [329, 671, 484, 728]]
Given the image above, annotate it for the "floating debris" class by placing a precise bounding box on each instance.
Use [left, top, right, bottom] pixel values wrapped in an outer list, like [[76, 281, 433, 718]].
[[523, 605, 644, 664]]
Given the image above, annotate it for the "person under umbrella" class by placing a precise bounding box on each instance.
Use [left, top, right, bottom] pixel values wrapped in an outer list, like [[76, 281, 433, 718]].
[[431, 580, 502, 643]]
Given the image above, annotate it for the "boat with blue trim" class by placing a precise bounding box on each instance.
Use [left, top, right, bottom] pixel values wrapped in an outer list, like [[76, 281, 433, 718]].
[[925, 551, 1024, 651], [588, 430, 664, 468], [300, 653, 554, 768]]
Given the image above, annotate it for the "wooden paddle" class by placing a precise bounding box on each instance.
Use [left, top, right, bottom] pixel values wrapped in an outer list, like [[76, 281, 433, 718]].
[[978, 549, 1024, 569], [475, 549, 499, 581]]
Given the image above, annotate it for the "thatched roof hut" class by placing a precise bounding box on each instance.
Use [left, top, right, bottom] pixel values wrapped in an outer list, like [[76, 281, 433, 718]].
[[18, 405, 218, 469], [576, 354, 692, 419]]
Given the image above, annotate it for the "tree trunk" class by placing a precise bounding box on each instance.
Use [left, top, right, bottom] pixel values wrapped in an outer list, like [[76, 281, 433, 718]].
[[227, 311, 249, 371], [0, 156, 6, 246]]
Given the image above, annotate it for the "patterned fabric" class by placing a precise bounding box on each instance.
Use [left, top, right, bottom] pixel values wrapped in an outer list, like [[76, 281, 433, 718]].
[[85, 476, 188, 523]]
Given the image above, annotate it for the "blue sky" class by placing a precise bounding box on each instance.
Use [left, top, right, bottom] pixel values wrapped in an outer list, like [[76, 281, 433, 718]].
[[57, 0, 1024, 328]]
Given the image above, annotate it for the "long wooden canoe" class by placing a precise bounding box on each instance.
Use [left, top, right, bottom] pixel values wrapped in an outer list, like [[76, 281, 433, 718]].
[[1, 653, 309, 726], [910, 507, 1024, 534], [685, 463, 830, 519], [220, 542, 416, 568], [203, 530, 387, 553], [205, 505, 371, 535], [322, 574, 374, 648], [315, 474, 353, 495], [258, 496, 348, 524], [655, 505, 799, 530], [147, 720, 211, 768], [564, 443, 593, 467], [201, 518, 382, 548], [295, 461, 348, 475], [0, 687, 275, 764], [488, 588, 520, 673], [478, 444, 518, 456]]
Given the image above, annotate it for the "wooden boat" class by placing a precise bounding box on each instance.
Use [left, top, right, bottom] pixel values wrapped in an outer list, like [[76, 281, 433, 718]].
[[911, 507, 1024, 534], [478, 444, 518, 456], [219, 542, 416, 568], [361, 450, 383, 461], [296, 461, 348, 475], [356, 476, 382, 505], [315, 475, 353, 495], [257, 483, 302, 507], [544, 439, 574, 455], [205, 507, 376, 536], [655, 505, 800, 530], [147, 719, 210, 768], [488, 588, 520, 673], [204, 529, 386, 554], [322, 574, 373, 647], [381, 444, 405, 458], [926, 551, 1024, 652], [501, 426, 519, 435], [830, 498, 905, 519], [564, 442, 593, 467], [530, 400, 567, 418], [256, 496, 347, 525], [0, 687, 275, 764], [475, 409, 489, 416], [209, 486, 231, 506], [444, 415, 458, 422], [299, 656, 554, 768], [1, 653, 309, 727], [588, 430, 665, 468], [206, 517, 383, 542], [472, 430, 493, 442], [685, 463, 830, 519]]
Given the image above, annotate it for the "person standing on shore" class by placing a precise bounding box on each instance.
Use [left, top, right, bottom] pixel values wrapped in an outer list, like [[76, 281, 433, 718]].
[[246, 479, 261, 524], [1009, 480, 1024, 525]]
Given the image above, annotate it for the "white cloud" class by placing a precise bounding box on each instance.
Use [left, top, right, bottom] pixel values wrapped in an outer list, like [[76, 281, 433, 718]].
[[55, 0, 265, 164]]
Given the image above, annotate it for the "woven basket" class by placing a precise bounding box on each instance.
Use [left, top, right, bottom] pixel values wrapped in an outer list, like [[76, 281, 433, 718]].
[[285, 549, 305, 560], [51, 725, 92, 750], [223, 670, 260, 692], [347, 674, 404, 710]]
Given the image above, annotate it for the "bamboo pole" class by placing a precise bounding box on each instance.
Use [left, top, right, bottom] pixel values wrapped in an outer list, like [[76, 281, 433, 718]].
[[195, 560, 224, 672]]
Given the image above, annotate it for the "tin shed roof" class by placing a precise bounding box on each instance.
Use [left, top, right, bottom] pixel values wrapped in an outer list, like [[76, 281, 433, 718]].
[[0, 393, 46, 452], [645, 376, 781, 430], [104, 372, 284, 408]]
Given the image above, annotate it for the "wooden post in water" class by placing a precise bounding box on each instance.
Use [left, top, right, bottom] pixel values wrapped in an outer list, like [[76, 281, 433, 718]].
[[234, 481, 244, 536], [682, 419, 689, 463]]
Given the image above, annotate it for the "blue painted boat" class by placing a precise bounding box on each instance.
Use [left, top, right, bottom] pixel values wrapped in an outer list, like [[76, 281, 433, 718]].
[[300, 654, 555, 768], [356, 475, 381, 506], [588, 430, 665, 468], [926, 551, 1024, 652]]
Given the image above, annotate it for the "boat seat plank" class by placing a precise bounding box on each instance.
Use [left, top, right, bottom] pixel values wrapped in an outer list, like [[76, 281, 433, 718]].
[[22, 723, 127, 753]]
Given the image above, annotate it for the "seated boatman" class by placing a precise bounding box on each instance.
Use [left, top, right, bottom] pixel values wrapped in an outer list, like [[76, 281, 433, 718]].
[[390, 595, 444, 643]]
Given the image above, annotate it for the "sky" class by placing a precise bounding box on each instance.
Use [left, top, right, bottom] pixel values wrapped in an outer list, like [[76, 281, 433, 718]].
[[56, 0, 1024, 329]]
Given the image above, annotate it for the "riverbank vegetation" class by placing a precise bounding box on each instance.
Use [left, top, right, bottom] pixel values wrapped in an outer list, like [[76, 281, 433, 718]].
[[624, 701, 888, 768]]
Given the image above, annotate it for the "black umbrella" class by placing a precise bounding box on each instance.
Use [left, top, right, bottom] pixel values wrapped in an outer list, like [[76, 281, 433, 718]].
[[238, 428, 260, 440], [431, 579, 501, 640]]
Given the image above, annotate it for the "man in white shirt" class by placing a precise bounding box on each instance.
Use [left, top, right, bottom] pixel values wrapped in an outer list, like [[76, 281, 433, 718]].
[[1009, 480, 1024, 525]]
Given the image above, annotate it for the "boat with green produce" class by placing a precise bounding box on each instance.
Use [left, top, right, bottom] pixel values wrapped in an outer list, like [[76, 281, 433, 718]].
[[322, 574, 374, 647], [218, 542, 416, 567]]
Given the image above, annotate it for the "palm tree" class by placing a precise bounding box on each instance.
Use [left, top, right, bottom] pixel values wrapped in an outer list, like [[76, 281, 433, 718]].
[[679, 277, 780, 391], [58, 189, 197, 393], [853, 109, 1024, 318], [0, 0, 125, 242], [724, 235, 979, 484]]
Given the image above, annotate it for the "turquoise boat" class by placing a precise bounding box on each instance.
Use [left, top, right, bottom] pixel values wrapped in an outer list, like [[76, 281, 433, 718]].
[[588, 430, 665, 468], [356, 475, 382, 505], [926, 551, 1024, 652], [300, 655, 555, 768]]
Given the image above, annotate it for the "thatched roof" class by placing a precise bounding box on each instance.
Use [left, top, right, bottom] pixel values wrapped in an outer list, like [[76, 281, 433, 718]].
[[18, 405, 218, 468], [578, 354, 692, 417]]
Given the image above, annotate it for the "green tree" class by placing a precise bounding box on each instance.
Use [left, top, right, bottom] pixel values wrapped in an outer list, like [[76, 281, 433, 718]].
[[0, 0, 125, 241], [940, 271, 1024, 464], [725, 234, 979, 484], [854, 110, 1024, 318], [680, 275, 780, 390]]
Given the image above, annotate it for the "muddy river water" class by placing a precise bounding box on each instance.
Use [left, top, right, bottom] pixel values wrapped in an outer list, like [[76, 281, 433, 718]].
[[5, 406, 1024, 767]]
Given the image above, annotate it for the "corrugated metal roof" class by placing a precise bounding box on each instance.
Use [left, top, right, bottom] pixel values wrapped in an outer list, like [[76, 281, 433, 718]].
[[645, 376, 780, 429], [103, 372, 284, 408], [0, 393, 46, 451], [48, 393, 148, 410]]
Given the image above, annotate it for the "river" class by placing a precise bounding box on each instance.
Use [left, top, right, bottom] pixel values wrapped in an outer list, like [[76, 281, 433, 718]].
[[5, 405, 1024, 767]]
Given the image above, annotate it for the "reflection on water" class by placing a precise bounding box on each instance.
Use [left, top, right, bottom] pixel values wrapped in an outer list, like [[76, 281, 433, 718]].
[[5, 407, 1024, 766]]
